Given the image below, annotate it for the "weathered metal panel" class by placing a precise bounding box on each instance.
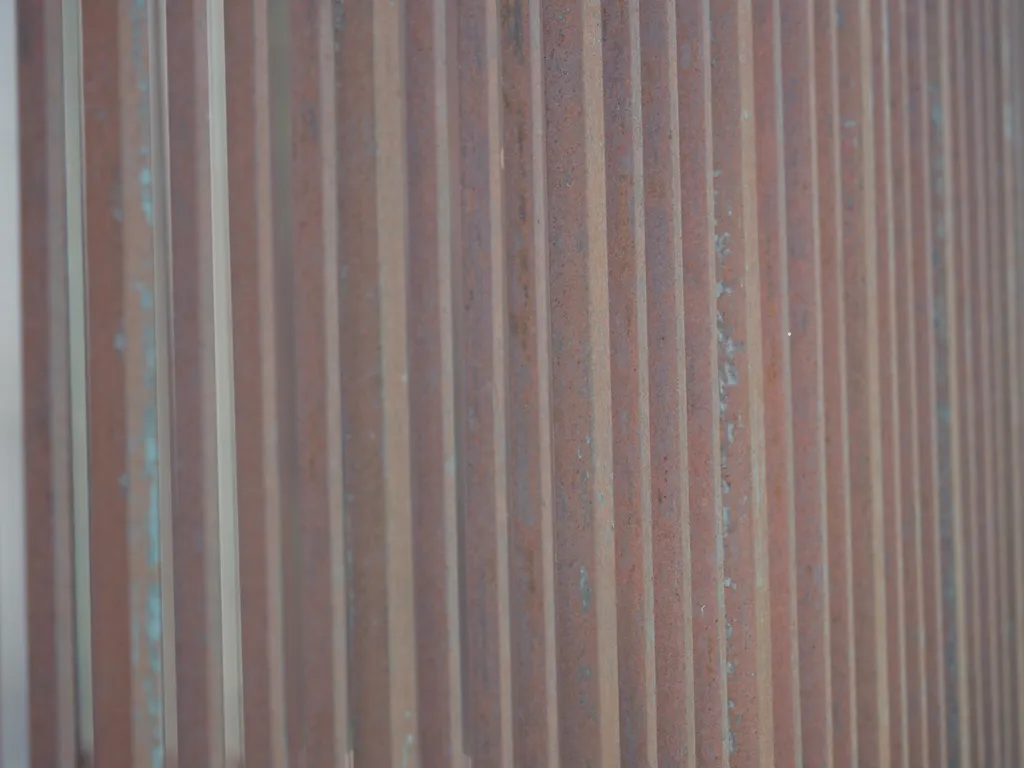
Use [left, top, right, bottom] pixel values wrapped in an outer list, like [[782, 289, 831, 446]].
[[16, 0, 1024, 765]]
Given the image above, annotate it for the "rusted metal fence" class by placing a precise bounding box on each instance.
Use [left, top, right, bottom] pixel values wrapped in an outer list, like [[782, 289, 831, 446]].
[[15, 0, 1024, 764]]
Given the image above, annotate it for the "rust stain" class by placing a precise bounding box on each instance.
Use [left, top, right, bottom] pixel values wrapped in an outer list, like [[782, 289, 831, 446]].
[[17, 0, 1024, 765]]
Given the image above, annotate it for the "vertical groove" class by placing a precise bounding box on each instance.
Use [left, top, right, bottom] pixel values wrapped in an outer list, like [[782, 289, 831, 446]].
[[486, 0, 515, 760], [971, 0, 1001, 759], [873, 0, 910, 764], [19, 0, 1024, 764], [582, 0, 622, 760], [904, 1, 931, 761], [372, 0, 420, 761], [835, 0, 889, 760], [602, 0, 656, 762], [752, 0, 802, 762], [499, 0, 560, 757], [674, 0, 728, 763], [406, 0, 465, 760], [963, 0, 988, 761], [937, 0, 970, 761], [81, 0, 170, 762], [890, 0, 925, 763], [224, 0, 287, 762], [998, 0, 1020, 760], [641, 0, 699, 760], [986, 0, 1015, 760], [920, 0, 949, 763], [1008, 0, 1024, 762], [709, 0, 776, 762], [529, 0, 560, 759], [20, 0, 80, 763], [932, 0, 968, 760], [950, 1, 979, 762], [317, 1, 349, 765], [784, 0, 835, 764], [454, 0, 510, 759], [282, 0, 346, 761], [815, 0, 859, 762], [164, 0, 224, 761]]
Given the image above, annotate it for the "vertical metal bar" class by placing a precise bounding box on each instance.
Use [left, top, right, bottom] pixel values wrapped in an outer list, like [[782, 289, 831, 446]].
[[223, 0, 288, 763], [871, 1, 911, 764], [835, 0, 891, 761], [601, 0, 657, 762], [781, 0, 836, 765], [752, 0, 802, 762], [998, 0, 1021, 757], [19, 0, 79, 763], [936, 0, 972, 761], [673, 0, 730, 763], [815, 0, 860, 762], [974, 0, 1003, 758], [372, 0, 422, 760], [279, 0, 350, 762], [80, 0, 170, 763], [887, 3, 920, 767], [950, 1, 981, 762], [641, 0, 699, 762], [1008, 0, 1024, 763], [903, 1, 933, 760], [454, 0, 514, 759], [406, 0, 467, 761], [924, 0, 959, 760], [541, 0, 623, 760], [708, 0, 776, 762], [163, 0, 224, 762]]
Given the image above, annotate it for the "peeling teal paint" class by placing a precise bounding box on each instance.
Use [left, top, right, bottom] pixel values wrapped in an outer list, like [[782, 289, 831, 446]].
[[139, 168, 153, 225]]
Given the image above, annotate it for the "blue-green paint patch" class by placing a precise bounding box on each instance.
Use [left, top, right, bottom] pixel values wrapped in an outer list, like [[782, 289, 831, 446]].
[[139, 168, 153, 225]]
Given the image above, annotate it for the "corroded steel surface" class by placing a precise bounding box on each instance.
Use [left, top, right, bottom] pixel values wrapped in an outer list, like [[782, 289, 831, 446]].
[[17, 0, 1024, 765]]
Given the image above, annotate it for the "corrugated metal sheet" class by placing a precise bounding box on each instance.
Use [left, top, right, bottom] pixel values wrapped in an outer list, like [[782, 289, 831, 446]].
[[14, 0, 1024, 764]]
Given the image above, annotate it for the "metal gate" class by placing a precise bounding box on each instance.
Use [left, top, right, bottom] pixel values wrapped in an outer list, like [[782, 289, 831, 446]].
[[15, 0, 1024, 764]]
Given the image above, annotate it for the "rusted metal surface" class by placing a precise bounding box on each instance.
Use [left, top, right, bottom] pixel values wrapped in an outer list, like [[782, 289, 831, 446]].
[[16, 0, 1024, 765]]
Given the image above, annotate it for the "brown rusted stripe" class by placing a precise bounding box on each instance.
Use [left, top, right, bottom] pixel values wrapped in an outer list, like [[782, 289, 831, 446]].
[[19, 0, 79, 763], [601, 0, 657, 763], [780, 0, 836, 765], [965, 0, 999, 761], [673, 2, 729, 765], [80, 0, 169, 763], [903, 1, 935, 762], [406, 0, 466, 763], [273, 1, 350, 763], [987, 1, 1016, 762], [834, 0, 890, 762], [974, 0, 1004, 761], [223, 0, 288, 763], [909, 1, 948, 761], [871, 1, 910, 764], [937, 0, 971, 762], [640, 0, 699, 762], [708, 1, 776, 763], [541, 0, 622, 761], [950, 3, 980, 763], [20, 0, 1024, 764], [164, 0, 224, 763], [752, 0, 802, 763], [813, 0, 860, 764], [1005, 1, 1024, 763], [374, 0, 423, 761], [998, 0, 1022, 757], [455, 0, 514, 759], [924, 0, 960, 761]]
